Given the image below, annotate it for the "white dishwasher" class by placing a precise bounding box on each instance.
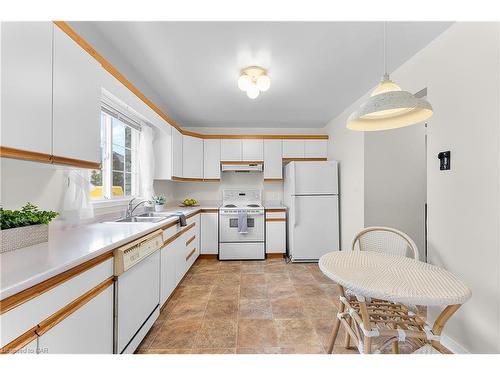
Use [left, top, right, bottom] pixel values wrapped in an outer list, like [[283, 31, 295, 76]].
[[114, 230, 163, 354]]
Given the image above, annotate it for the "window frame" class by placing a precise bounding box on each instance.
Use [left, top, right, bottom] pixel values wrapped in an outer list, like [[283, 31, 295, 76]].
[[91, 108, 141, 202]]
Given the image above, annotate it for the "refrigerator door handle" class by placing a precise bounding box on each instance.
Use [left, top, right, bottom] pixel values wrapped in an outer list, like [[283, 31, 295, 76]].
[[294, 196, 299, 228]]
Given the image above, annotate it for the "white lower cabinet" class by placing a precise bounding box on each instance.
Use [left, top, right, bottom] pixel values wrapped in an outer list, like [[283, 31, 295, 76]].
[[265, 211, 286, 254], [37, 284, 114, 354], [201, 212, 219, 254]]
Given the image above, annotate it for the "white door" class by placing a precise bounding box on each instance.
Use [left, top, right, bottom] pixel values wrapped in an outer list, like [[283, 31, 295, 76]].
[[172, 127, 183, 177], [182, 135, 203, 178], [203, 139, 221, 179], [37, 284, 113, 354], [282, 140, 304, 158], [221, 139, 241, 161], [1, 22, 53, 155], [264, 140, 283, 179], [52, 25, 101, 163], [293, 161, 338, 195], [242, 139, 263, 161], [201, 212, 219, 254], [290, 195, 339, 261], [160, 245, 176, 306], [304, 140, 328, 158]]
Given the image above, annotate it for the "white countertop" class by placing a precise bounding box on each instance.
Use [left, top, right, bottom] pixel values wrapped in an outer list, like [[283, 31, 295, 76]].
[[0, 204, 214, 300]]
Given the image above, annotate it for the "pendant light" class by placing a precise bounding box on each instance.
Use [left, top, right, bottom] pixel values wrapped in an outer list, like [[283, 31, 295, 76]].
[[346, 22, 433, 131]]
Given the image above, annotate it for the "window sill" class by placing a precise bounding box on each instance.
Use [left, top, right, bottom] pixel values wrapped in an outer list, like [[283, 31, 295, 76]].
[[91, 197, 135, 209]]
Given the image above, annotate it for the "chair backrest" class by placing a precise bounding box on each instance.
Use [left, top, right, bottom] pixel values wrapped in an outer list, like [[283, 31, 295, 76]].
[[351, 226, 419, 260]]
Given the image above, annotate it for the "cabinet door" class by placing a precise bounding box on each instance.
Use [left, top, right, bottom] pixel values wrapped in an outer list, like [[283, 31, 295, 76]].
[[182, 135, 203, 178], [282, 140, 305, 158], [304, 140, 328, 158], [1, 22, 53, 155], [242, 139, 263, 161], [160, 245, 176, 306], [154, 127, 172, 179], [37, 284, 113, 354], [172, 127, 183, 177], [201, 212, 219, 254], [52, 26, 101, 163], [266, 221, 286, 254], [220, 139, 241, 161], [203, 139, 221, 179], [264, 140, 283, 179]]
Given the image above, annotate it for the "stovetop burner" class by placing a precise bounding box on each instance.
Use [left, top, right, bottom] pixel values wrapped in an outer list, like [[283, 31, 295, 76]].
[[224, 204, 237, 208], [247, 204, 260, 207]]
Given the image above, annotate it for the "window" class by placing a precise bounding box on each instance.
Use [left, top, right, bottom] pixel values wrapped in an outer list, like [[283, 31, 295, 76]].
[[90, 109, 140, 200]]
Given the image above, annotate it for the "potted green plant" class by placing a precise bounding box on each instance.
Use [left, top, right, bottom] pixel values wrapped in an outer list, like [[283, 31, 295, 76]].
[[151, 194, 167, 212], [0, 203, 59, 253]]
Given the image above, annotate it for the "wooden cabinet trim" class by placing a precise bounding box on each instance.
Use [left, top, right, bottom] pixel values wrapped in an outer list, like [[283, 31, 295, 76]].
[[51, 155, 100, 169], [0, 146, 52, 164], [163, 223, 196, 247], [282, 157, 328, 162], [267, 253, 285, 259], [220, 160, 263, 165], [0, 251, 113, 315], [265, 218, 287, 222], [185, 248, 196, 261], [265, 208, 287, 213], [264, 178, 283, 182], [0, 146, 100, 170], [186, 235, 196, 246], [35, 277, 114, 336], [53, 22, 328, 142], [0, 327, 38, 354]]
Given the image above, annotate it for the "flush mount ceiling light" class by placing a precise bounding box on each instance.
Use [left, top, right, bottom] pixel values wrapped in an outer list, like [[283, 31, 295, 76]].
[[346, 23, 433, 131], [238, 66, 271, 99]]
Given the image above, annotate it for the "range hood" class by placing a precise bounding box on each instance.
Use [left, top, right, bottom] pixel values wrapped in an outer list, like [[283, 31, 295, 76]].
[[221, 162, 263, 172]]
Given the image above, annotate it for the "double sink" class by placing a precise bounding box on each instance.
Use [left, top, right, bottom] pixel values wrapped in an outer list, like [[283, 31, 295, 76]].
[[115, 212, 175, 223]]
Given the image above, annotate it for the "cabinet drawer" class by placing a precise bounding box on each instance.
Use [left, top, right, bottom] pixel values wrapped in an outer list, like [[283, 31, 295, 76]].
[[265, 211, 286, 220], [0, 256, 113, 348]]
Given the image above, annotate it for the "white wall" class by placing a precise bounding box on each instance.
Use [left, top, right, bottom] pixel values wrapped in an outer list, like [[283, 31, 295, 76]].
[[364, 124, 427, 260], [324, 22, 500, 353], [392, 22, 499, 354], [323, 97, 366, 251]]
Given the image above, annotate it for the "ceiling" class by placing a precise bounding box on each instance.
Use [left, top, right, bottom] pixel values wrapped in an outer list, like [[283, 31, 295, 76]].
[[70, 22, 452, 128]]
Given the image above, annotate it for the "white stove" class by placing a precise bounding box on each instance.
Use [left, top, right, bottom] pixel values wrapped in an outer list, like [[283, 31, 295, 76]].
[[219, 189, 265, 260]]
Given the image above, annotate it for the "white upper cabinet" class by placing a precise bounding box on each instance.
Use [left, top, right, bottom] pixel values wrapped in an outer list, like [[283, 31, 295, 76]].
[[264, 140, 283, 180], [242, 139, 263, 161], [220, 139, 241, 161], [182, 135, 203, 179], [52, 25, 101, 163], [153, 126, 172, 180], [203, 139, 221, 180], [171, 127, 183, 178], [282, 140, 305, 158], [304, 140, 328, 158], [1, 22, 53, 155]]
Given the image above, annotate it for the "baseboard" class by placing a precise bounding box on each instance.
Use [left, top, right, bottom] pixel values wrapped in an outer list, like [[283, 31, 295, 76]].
[[440, 333, 470, 354], [266, 253, 285, 259], [198, 254, 218, 259]]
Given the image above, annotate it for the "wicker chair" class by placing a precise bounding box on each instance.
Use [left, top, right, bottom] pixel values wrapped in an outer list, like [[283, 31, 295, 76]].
[[343, 227, 420, 353], [352, 226, 419, 260]]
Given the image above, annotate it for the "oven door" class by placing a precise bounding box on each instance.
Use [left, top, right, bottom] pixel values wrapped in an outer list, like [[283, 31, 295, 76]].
[[219, 211, 264, 242]]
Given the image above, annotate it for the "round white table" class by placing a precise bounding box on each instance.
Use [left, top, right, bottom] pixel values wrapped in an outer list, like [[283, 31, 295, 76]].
[[319, 251, 472, 354]]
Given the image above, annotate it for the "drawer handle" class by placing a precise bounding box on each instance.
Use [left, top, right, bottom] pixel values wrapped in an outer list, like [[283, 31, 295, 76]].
[[186, 248, 196, 261], [186, 235, 196, 246]]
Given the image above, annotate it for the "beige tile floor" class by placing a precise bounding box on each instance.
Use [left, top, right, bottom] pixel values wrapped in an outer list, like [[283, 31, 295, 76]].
[[136, 257, 413, 354]]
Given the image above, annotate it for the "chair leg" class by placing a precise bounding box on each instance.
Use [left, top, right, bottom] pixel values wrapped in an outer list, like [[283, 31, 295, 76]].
[[391, 341, 399, 354], [327, 314, 342, 353], [343, 317, 352, 348]]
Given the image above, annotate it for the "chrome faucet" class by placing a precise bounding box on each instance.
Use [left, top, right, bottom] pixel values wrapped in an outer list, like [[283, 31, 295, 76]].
[[126, 198, 151, 218]]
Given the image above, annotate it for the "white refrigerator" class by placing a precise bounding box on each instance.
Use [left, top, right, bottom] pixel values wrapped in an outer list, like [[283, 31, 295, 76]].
[[284, 161, 340, 262]]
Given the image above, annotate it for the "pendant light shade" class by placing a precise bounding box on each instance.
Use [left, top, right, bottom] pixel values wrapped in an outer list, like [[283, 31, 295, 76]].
[[346, 74, 433, 131], [346, 23, 433, 131]]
